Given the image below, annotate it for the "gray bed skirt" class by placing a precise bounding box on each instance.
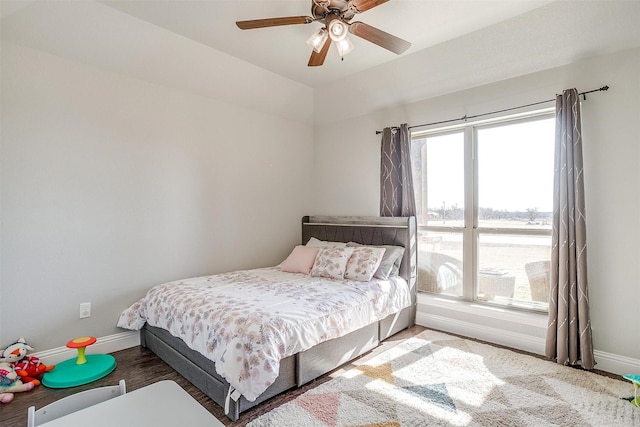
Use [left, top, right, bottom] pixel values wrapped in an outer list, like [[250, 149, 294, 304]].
[[140, 215, 417, 421], [141, 306, 411, 420]]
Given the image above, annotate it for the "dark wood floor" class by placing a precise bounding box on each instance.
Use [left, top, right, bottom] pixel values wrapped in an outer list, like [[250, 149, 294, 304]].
[[0, 326, 424, 427], [0, 325, 620, 427]]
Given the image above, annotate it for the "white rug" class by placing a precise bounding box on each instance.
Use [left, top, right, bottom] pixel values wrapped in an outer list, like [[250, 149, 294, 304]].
[[248, 329, 639, 426]]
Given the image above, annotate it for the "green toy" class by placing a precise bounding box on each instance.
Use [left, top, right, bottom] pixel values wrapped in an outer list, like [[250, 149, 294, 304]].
[[623, 374, 640, 407], [42, 336, 116, 388]]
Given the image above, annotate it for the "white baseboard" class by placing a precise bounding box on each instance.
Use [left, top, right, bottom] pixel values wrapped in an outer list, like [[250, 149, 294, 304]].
[[416, 311, 640, 377], [33, 331, 140, 366], [416, 311, 546, 356], [594, 349, 640, 376]]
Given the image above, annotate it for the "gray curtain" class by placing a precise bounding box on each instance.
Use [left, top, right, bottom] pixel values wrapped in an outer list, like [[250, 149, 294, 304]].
[[546, 88, 594, 369], [380, 124, 416, 217]]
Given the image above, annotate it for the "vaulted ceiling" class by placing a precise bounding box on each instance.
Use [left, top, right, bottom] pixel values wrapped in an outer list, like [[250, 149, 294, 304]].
[[2, 1, 639, 122], [98, 0, 558, 87]]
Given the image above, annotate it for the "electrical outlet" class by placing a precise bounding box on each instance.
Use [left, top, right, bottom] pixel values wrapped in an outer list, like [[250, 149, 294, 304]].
[[79, 302, 91, 319]]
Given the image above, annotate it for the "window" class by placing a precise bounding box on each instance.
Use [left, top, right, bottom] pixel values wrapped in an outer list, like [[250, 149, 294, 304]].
[[412, 111, 554, 311]]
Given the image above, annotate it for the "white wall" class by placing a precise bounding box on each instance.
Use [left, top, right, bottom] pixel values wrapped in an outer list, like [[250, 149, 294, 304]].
[[313, 48, 640, 370], [0, 42, 314, 350], [1, 2, 637, 374]]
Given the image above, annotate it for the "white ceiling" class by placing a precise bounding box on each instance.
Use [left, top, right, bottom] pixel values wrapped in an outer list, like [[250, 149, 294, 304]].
[[2, 0, 639, 123], [96, 0, 557, 87]]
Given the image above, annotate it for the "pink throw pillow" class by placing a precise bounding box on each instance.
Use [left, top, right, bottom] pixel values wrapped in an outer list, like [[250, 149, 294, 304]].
[[280, 246, 320, 274]]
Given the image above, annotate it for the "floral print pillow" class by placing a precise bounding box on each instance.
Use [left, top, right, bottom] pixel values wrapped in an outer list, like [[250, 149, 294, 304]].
[[344, 246, 387, 281], [310, 247, 355, 280]]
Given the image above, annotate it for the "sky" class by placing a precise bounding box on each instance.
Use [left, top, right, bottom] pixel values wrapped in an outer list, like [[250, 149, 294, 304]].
[[423, 117, 555, 212]]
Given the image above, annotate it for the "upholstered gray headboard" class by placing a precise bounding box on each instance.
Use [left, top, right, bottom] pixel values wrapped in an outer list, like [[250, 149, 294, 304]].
[[301, 215, 417, 319]]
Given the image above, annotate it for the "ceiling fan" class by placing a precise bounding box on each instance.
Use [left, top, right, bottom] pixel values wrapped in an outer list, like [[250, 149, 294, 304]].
[[236, 0, 411, 67]]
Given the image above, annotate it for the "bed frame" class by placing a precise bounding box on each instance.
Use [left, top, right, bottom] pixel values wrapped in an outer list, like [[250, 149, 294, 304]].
[[140, 215, 417, 421]]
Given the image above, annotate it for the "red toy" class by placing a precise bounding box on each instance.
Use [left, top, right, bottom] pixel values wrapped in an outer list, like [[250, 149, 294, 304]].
[[14, 356, 54, 386]]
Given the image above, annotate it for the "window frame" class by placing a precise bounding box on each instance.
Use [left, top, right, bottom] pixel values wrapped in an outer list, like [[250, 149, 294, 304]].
[[412, 108, 555, 312]]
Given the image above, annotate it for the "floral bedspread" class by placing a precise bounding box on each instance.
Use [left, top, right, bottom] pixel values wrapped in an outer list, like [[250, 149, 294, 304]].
[[117, 267, 410, 401]]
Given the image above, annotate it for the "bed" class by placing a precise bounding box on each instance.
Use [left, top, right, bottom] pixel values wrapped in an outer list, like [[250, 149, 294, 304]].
[[117, 215, 416, 421]]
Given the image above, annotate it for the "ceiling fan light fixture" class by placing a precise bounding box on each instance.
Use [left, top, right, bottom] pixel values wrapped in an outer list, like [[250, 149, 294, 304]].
[[306, 28, 328, 53], [336, 36, 354, 58], [327, 16, 348, 42], [237, 0, 412, 67]]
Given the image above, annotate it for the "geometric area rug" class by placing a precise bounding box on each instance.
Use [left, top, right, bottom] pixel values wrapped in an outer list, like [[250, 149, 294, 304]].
[[247, 329, 640, 426]]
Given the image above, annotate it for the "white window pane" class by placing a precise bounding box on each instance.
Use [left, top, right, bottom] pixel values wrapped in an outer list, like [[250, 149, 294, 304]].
[[413, 112, 554, 314], [417, 230, 463, 297], [477, 233, 550, 311], [412, 132, 464, 227], [477, 118, 554, 230]]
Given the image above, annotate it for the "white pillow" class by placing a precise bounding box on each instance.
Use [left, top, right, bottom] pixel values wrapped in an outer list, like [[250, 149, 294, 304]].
[[344, 246, 387, 281], [310, 247, 355, 280], [347, 242, 405, 279], [280, 245, 320, 274], [305, 237, 347, 248]]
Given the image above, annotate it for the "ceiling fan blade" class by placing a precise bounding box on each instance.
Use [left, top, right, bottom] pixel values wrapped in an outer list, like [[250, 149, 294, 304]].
[[308, 37, 332, 67], [349, 21, 411, 54], [236, 16, 313, 30], [349, 0, 390, 13]]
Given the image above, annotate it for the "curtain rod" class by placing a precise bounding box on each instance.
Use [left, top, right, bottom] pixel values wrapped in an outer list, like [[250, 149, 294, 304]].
[[375, 85, 609, 135]]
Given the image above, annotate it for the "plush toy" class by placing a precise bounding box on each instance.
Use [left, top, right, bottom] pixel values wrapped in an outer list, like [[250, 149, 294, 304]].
[[14, 355, 54, 386], [0, 338, 54, 386], [1, 338, 34, 364], [0, 362, 35, 403]]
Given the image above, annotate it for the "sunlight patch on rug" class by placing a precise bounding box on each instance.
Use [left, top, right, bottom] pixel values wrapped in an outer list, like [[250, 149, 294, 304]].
[[247, 330, 640, 426]]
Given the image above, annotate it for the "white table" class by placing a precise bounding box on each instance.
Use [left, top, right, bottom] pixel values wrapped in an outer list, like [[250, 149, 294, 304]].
[[40, 380, 225, 426]]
